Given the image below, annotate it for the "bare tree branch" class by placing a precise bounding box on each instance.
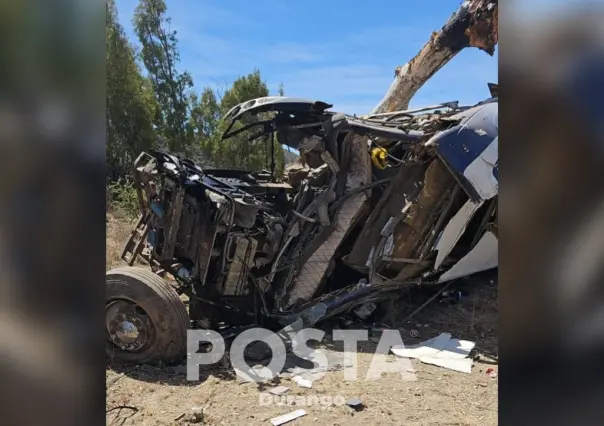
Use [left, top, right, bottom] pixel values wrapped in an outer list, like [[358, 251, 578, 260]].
[[372, 0, 498, 114]]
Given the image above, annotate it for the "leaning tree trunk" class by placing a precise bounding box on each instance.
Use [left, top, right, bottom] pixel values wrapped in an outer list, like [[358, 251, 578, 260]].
[[371, 0, 498, 114]]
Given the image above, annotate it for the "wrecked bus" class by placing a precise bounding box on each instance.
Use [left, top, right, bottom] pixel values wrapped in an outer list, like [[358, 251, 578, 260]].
[[106, 89, 498, 364]]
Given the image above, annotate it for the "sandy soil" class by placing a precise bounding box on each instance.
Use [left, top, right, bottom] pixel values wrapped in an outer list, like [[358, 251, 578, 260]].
[[106, 213, 498, 426]]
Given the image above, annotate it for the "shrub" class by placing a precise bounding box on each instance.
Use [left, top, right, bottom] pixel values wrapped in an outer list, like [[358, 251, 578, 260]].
[[107, 179, 139, 218]]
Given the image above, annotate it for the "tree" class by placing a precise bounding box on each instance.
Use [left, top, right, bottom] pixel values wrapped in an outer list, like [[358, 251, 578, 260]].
[[372, 0, 498, 113], [216, 70, 285, 176], [133, 0, 193, 154], [106, 0, 157, 179], [188, 87, 221, 165]]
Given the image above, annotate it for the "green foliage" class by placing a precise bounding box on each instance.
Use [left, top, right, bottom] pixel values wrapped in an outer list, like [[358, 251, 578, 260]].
[[133, 0, 193, 154], [188, 87, 221, 166], [107, 179, 140, 217], [211, 70, 285, 176], [106, 0, 157, 179], [107, 0, 287, 184]]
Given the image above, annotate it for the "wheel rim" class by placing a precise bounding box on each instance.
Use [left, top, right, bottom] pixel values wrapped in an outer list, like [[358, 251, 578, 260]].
[[106, 300, 154, 352]]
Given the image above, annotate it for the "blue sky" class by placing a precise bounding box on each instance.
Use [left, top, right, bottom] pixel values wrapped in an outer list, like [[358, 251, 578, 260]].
[[114, 0, 499, 114]]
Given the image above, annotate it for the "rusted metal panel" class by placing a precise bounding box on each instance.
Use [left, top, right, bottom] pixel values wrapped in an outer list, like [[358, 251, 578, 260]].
[[390, 158, 455, 280], [223, 236, 257, 296], [345, 161, 427, 271]]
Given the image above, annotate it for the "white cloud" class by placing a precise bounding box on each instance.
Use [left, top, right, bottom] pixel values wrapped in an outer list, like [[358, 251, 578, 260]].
[[265, 43, 322, 63]]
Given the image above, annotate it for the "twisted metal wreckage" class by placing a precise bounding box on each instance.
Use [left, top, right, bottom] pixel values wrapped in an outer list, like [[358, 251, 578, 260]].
[[106, 86, 498, 364]]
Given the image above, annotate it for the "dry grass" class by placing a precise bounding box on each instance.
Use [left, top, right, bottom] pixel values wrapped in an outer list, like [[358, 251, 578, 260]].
[[105, 215, 498, 425], [106, 211, 137, 270], [107, 352, 498, 426]]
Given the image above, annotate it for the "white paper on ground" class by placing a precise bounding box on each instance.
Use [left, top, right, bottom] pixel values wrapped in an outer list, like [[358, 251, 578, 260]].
[[269, 385, 290, 396], [390, 332, 475, 373], [391, 332, 452, 358], [270, 409, 307, 426], [418, 356, 474, 373], [292, 376, 313, 388]]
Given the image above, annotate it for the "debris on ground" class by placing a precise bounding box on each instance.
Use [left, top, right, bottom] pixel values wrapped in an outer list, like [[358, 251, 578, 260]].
[[353, 303, 377, 320], [270, 409, 307, 425], [391, 332, 475, 373], [439, 289, 468, 304], [268, 385, 290, 396], [346, 398, 364, 411], [281, 349, 353, 381], [186, 406, 204, 423], [291, 376, 313, 389], [486, 367, 498, 378]]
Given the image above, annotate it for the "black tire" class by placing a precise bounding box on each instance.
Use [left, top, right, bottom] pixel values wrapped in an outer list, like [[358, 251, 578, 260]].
[[106, 266, 189, 364]]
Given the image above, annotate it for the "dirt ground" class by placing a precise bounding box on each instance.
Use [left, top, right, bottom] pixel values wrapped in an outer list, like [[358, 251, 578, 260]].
[[106, 213, 498, 425]]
